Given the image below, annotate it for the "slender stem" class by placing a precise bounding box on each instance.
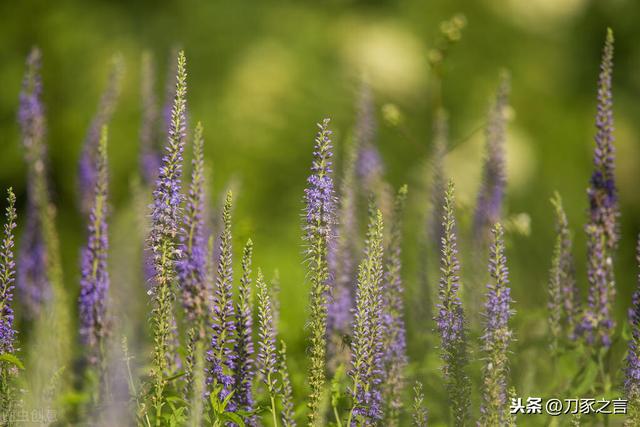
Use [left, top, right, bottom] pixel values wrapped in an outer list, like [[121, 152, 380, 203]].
[[333, 404, 343, 427], [265, 370, 279, 427], [270, 395, 279, 427]]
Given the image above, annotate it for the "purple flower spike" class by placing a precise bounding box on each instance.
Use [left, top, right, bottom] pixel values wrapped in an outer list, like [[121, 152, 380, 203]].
[[417, 110, 450, 325], [207, 191, 237, 409], [348, 208, 385, 425], [581, 29, 618, 349], [588, 28, 618, 249], [234, 239, 256, 425], [435, 181, 471, 426], [303, 118, 336, 425], [78, 126, 110, 367], [139, 52, 162, 185], [0, 189, 18, 355], [479, 223, 515, 426], [147, 50, 188, 419], [473, 73, 510, 243], [354, 84, 382, 191], [304, 119, 336, 242], [78, 55, 124, 213], [382, 185, 409, 426], [548, 192, 579, 347], [17, 47, 50, 320], [328, 119, 359, 371], [177, 122, 209, 337]]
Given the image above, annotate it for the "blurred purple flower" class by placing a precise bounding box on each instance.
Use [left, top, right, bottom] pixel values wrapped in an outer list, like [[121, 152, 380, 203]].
[[177, 122, 209, 336], [548, 192, 579, 346], [78, 127, 110, 366], [139, 52, 162, 185], [473, 73, 509, 243], [17, 47, 50, 320], [78, 55, 123, 213]]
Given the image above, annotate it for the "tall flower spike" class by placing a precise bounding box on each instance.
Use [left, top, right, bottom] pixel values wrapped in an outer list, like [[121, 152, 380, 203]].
[[140, 51, 162, 185], [417, 109, 449, 325], [383, 185, 410, 427], [327, 136, 358, 369], [0, 188, 18, 413], [581, 29, 618, 349], [411, 382, 428, 427], [479, 223, 515, 426], [303, 118, 336, 425], [355, 83, 382, 190], [78, 54, 124, 212], [207, 190, 236, 408], [429, 108, 449, 253], [348, 209, 385, 425], [435, 181, 471, 426], [0, 189, 18, 355], [354, 84, 393, 222], [279, 340, 296, 427], [548, 192, 579, 349], [588, 28, 618, 249], [234, 239, 256, 425], [147, 50, 187, 422], [17, 47, 50, 320], [256, 268, 280, 427], [624, 235, 640, 425], [177, 122, 208, 338], [473, 72, 510, 243], [78, 126, 110, 373]]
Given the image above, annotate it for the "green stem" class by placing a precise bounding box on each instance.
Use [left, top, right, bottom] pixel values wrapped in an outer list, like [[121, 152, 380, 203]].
[[270, 395, 279, 427], [333, 403, 343, 427]]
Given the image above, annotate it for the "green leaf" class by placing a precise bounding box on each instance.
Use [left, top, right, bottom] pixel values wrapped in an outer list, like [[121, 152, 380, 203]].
[[221, 389, 235, 410], [210, 391, 221, 412], [0, 353, 24, 369], [221, 412, 245, 426], [165, 371, 186, 382], [573, 360, 599, 396]]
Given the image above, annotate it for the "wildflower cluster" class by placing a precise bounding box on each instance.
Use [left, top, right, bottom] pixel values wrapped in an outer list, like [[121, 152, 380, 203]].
[[2, 27, 640, 427]]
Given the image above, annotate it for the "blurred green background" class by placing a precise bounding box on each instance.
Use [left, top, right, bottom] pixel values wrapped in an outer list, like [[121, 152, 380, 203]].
[[1, 0, 640, 425]]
